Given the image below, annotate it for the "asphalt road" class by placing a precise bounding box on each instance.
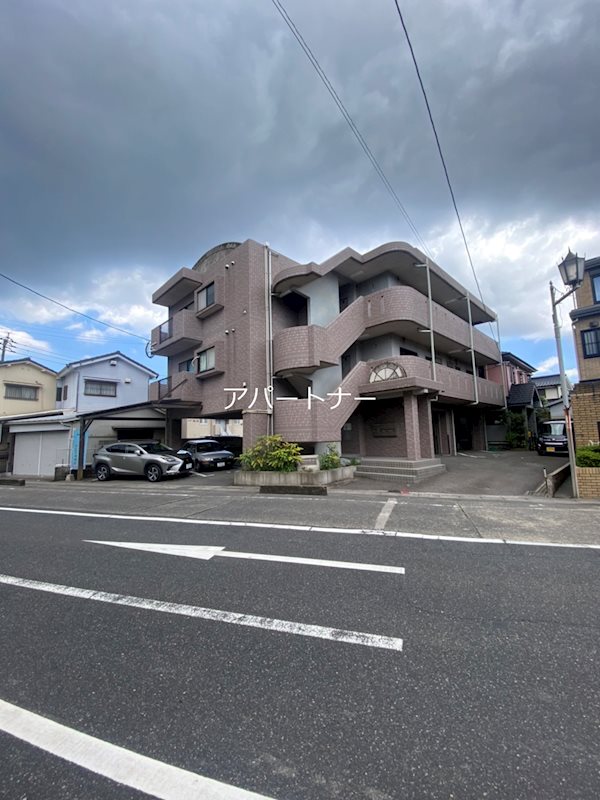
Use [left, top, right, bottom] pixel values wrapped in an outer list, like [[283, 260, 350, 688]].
[[1, 485, 599, 799]]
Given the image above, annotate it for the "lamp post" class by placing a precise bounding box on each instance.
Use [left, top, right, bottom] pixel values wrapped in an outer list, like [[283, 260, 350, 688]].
[[550, 249, 585, 498]]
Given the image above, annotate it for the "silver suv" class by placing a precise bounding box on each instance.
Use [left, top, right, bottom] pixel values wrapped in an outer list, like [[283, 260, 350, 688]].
[[93, 440, 194, 482]]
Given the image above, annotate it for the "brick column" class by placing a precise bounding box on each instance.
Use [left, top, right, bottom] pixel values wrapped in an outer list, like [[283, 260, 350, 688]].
[[403, 394, 421, 460], [417, 396, 435, 458], [242, 409, 270, 449]]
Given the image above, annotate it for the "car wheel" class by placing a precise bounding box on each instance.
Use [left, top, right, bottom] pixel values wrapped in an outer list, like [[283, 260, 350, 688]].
[[95, 464, 111, 481], [194, 459, 202, 472], [145, 464, 162, 482]]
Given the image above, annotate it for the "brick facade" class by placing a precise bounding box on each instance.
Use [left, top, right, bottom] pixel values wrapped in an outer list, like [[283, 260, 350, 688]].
[[151, 240, 505, 457]]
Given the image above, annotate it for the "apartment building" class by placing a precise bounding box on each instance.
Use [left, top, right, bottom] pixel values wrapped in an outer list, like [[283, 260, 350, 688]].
[[150, 240, 504, 469], [570, 255, 600, 449]]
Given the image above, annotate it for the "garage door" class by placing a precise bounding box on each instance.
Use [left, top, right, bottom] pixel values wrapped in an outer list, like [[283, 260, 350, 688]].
[[13, 431, 70, 477]]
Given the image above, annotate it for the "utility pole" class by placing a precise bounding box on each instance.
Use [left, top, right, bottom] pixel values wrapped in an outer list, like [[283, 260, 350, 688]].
[[0, 333, 12, 362]]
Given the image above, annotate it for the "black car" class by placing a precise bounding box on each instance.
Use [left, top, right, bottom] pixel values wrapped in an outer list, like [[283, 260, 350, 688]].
[[181, 439, 237, 471], [537, 421, 568, 456]]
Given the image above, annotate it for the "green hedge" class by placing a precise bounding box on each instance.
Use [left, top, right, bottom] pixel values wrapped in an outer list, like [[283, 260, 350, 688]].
[[239, 435, 302, 472], [576, 446, 600, 468]]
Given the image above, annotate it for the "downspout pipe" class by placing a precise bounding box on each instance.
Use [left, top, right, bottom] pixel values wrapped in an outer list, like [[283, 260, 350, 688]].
[[415, 260, 436, 381], [264, 243, 274, 436], [466, 292, 479, 405]]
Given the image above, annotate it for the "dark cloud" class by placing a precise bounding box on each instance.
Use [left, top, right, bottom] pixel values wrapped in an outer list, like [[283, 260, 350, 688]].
[[0, 0, 598, 358]]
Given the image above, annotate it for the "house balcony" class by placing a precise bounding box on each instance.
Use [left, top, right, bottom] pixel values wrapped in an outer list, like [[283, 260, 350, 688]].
[[273, 286, 500, 376], [355, 357, 505, 407], [149, 372, 202, 405], [152, 268, 204, 308], [151, 310, 203, 357], [273, 356, 505, 444]]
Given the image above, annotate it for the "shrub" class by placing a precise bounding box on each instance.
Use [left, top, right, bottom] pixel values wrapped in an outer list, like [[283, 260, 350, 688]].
[[239, 435, 302, 472], [319, 443, 341, 471], [501, 410, 527, 449], [576, 446, 600, 468]]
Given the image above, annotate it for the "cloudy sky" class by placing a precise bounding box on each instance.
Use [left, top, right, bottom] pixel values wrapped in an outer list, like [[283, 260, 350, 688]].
[[1, 0, 598, 380]]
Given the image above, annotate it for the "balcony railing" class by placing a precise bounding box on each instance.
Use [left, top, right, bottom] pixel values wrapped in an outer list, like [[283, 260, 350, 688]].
[[159, 319, 173, 343]]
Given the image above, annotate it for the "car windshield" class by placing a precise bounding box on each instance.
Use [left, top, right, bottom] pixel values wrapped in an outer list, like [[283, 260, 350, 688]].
[[140, 442, 174, 455], [188, 441, 221, 452], [543, 423, 566, 436]]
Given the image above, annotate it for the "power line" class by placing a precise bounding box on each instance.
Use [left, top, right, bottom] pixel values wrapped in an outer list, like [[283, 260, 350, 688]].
[[0, 322, 114, 346], [391, 0, 487, 312], [271, 0, 433, 258], [0, 271, 149, 342]]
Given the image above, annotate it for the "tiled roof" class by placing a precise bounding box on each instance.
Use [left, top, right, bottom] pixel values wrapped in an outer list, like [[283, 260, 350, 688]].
[[507, 382, 539, 407], [531, 374, 561, 388]]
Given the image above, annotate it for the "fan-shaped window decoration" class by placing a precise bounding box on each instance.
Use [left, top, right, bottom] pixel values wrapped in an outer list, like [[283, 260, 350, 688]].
[[369, 362, 406, 382]]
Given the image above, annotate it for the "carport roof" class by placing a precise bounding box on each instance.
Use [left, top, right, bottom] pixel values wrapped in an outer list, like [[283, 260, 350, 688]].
[[76, 401, 166, 421]]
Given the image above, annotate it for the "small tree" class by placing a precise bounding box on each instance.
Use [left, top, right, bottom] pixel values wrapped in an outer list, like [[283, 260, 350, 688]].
[[239, 435, 303, 472], [501, 410, 527, 449]]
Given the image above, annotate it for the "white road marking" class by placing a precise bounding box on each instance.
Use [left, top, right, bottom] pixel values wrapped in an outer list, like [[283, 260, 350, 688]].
[[0, 574, 404, 651], [0, 698, 274, 800], [86, 540, 406, 575], [374, 498, 396, 530], [1, 506, 599, 549]]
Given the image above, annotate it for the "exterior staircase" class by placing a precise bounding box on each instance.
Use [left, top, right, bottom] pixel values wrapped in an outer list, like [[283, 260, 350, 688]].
[[354, 457, 446, 484]]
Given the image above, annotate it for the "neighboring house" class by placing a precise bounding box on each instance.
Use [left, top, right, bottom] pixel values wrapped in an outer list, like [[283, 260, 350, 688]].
[[0, 358, 56, 417], [1, 403, 167, 478], [56, 352, 158, 413], [487, 351, 535, 396], [182, 417, 243, 439], [150, 240, 505, 479], [486, 352, 540, 445], [570, 256, 600, 449], [0, 358, 57, 473], [532, 373, 571, 406], [1, 352, 160, 478]]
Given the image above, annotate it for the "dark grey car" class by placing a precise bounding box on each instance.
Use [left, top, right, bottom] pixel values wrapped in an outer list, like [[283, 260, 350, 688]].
[[93, 441, 194, 482], [181, 439, 236, 471], [537, 421, 568, 456]]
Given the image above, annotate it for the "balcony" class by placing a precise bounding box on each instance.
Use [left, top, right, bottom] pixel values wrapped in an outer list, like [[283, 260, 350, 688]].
[[273, 286, 500, 375], [151, 309, 203, 357], [152, 268, 204, 307], [149, 372, 202, 405]]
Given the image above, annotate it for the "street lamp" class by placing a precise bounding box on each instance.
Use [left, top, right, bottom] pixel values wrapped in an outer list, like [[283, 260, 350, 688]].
[[550, 249, 585, 498]]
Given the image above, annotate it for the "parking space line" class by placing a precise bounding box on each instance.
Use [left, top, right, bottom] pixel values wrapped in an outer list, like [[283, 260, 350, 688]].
[[0, 574, 404, 651], [0, 698, 274, 800]]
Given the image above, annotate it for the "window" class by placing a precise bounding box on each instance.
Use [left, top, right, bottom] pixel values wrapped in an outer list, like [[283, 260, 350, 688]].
[[63, 384, 68, 401], [198, 283, 215, 310], [178, 358, 195, 373], [197, 347, 215, 372], [56, 386, 62, 402], [592, 273, 600, 304], [582, 328, 600, 358], [4, 383, 38, 401], [84, 380, 117, 397]]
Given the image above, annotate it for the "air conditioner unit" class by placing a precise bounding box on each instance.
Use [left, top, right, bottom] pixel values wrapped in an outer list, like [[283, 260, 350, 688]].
[[110, 360, 117, 366], [124, 378, 132, 384]]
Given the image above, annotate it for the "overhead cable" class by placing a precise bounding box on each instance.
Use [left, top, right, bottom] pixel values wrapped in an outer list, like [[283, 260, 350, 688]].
[[0, 271, 149, 342], [391, 0, 487, 311], [271, 0, 433, 258]]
